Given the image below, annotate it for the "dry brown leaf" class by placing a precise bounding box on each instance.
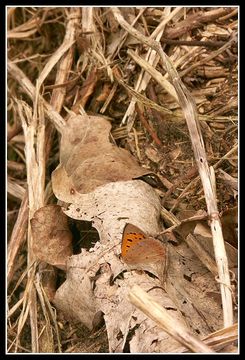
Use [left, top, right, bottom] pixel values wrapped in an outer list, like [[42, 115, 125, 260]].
[[52, 115, 149, 199], [54, 262, 97, 330], [31, 204, 73, 270], [103, 272, 187, 353], [70, 146, 150, 194], [51, 165, 77, 204], [59, 114, 111, 166], [194, 222, 238, 269], [220, 206, 238, 248], [165, 241, 224, 337], [54, 247, 112, 334], [161, 209, 208, 242], [218, 169, 238, 199]]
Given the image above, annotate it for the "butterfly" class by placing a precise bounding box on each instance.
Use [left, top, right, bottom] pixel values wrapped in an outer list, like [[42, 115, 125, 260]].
[[121, 223, 165, 265]]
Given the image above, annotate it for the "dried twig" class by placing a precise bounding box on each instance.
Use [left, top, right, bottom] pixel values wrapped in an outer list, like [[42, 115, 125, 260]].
[[161, 37, 227, 48], [7, 177, 26, 201], [113, 66, 175, 115], [70, 68, 98, 114], [7, 14, 42, 39], [164, 8, 235, 39], [135, 103, 162, 146], [7, 123, 22, 141], [33, 30, 77, 119]]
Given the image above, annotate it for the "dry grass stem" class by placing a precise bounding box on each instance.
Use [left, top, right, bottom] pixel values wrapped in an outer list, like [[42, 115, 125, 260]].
[[201, 323, 238, 351], [15, 99, 46, 351], [8, 62, 66, 133], [179, 34, 237, 78], [7, 192, 29, 284], [113, 67, 175, 116], [7, 177, 26, 201], [120, 7, 181, 129], [127, 49, 178, 101]]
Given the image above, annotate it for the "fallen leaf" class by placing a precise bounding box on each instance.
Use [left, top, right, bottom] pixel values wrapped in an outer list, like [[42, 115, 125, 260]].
[[54, 260, 97, 330], [31, 204, 73, 270], [165, 241, 226, 337], [218, 169, 238, 199], [220, 206, 238, 248], [52, 115, 149, 199]]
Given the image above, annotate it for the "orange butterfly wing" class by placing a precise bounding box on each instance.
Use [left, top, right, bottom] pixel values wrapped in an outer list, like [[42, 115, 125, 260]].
[[121, 223, 146, 258], [121, 223, 165, 265]]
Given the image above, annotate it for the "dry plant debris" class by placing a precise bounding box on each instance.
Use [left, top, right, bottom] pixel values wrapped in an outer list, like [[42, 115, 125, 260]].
[[7, 6, 238, 354]]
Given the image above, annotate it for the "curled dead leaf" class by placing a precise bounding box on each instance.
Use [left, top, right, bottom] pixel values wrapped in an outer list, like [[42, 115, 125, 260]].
[[31, 204, 73, 270], [52, 115, 150, 199], [54, 266, 97, 330]]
